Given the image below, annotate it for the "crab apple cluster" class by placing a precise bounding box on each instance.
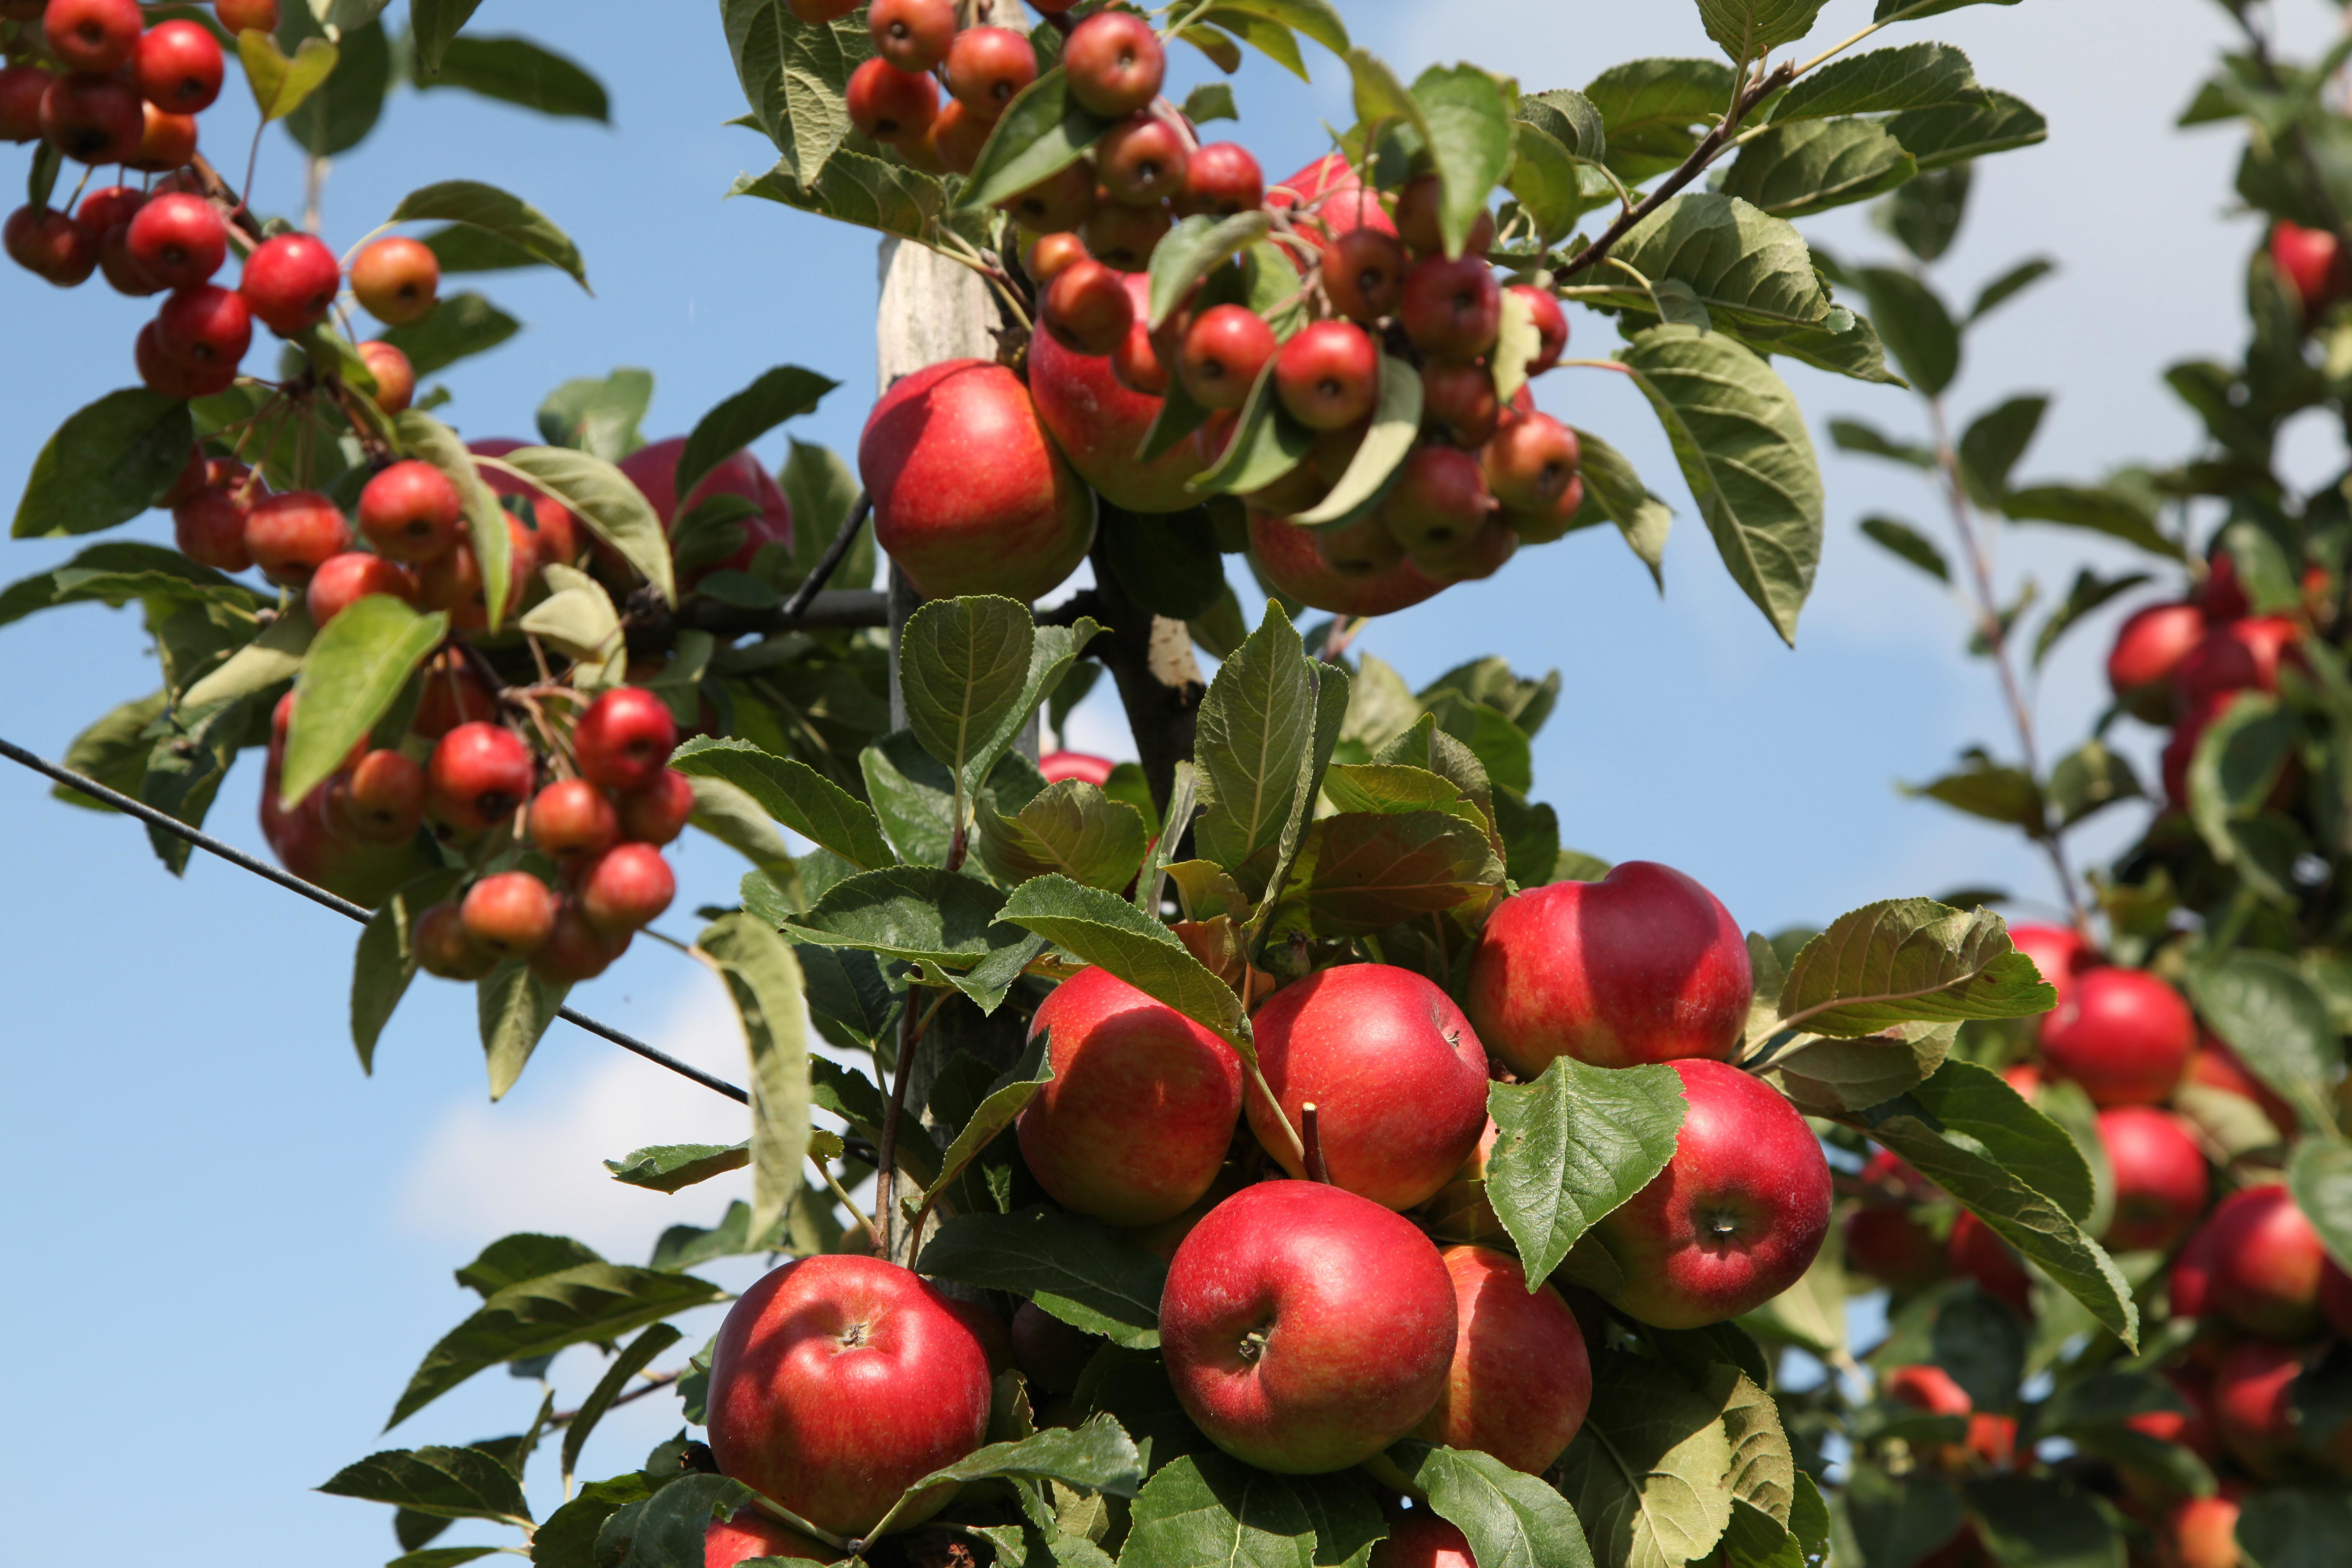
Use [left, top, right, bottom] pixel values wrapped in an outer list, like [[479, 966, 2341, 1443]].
[[838, 0, 1083, 177], [698, 857, 1826, 1539]]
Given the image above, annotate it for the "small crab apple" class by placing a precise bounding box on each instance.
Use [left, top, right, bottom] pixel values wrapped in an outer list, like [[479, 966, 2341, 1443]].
[[155, 283, 250, 379], [358, 460, 464, 563], [304, 551, 418, 626], [357, 341, 415, 413], [127, 103, 198, 174], [1420, 360, 1501, 447], [1402, 254, 1502, 361], [137, 324, 211, 396], [1249, 510, 1440, 618], [529, 777, 620, 859], [45, 0, 143, 75], [0, 66, 52, 142], [1003, 158, 1097, 233], [868, 0, 956, 73], [845, 58, 937, 144], [137, 21, 226, 113], [1275, 321, 1379, 431], [1080, 199, 1171, 271], [1110, 311, 1171, 394], [573, 688, 679, 792], [77, 184, 143, 239], [1394, 174, 1496, 259], [125, 193, 225, 289], [1180, 305, 1277, 410], [214, 0, 281, 32], [577, 842, 676, 935], [1098, 114, 1190, 206], [1483, 413, 1581, 513], [1043, 257, 1135, 355], [1416, 514, 1517, 584], [2271, 219, 2352, 318], [1509, 284, 1569, 373], [1062, 11, 1163, 118], [238, 232, 341, 336], [173, 487, 253, 571], [618, 769, 696, 845], [1324, 227, 1408, 322], [532, 902, 629, 984], [427, 722, 536, 835], [42, 72, 144, 164], [1179, 142, 1264, 217], [1314, 512, 1406, 575], [349, 236, 438, 325], [415, 902, 497, 980], [8, 207, 98, 286], [413, 652, 499, 739], [1382, 446, 1491, 561], [1022, 230, 1087, 284], [244, 490, 348, 585], [945, 26, 1038, 115], [927, 98, 990, 176], [462, 871, 558, 959], [333, 750, 426, 841]]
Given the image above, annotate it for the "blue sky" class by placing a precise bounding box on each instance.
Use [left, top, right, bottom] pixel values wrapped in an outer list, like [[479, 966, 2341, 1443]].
[[0, 1, 2336, 1560]]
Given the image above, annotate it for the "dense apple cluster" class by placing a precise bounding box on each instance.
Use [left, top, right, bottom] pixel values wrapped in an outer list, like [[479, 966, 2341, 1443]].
[[695, 857, 1826, 1567]]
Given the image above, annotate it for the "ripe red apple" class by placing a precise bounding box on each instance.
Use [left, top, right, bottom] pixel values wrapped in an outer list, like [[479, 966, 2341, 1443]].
[[358, 460, 464, 563], [1024, 230, 1088, 285], [1276, 321, 1379, 431], [1079, 198, 1172, 271], [707, 1254, 993, 1536], [1466, 861, 1751, 1073], [2162, 1492, 2242, 1568], [1394, 174, 1496, 259], [1161, 1180, 1456, 1472], [2097, 1106, 2209, 1252], [531, 902, 630, 984], [359, 341, 416, 413], [1271, 154, 1395, 245], [155, 282, 251, 378], [2211, 1338, 2306, 1479], [330, 749, 426, 841], [1312, 511, 1406, 576], [136, 20, 224, 113], [867, 0, 956, 72], [1483, 413, 1583, 544], [1324, 226, 1408, 323], [2175, 615, 2299, 708], [1586, 1058, 1831, 1328], [705, 1508, 832, 1568], [124, 191, 223, 288], [238, 232, 341, 336], [2036, 966, 2193, 1106], [2205, 1182, 2327, 1338], [609, 434, 790, 582], [2006, 922, 2092, 1013], [304, 551, 417, 627], [529, 777, 621, 859], [617, 769, 696, 846], [126, 101, 198, 174], [1844, 1206, 1946, 1296], [215, 0, 281, 30], [1180, 304, 1278, 411], [2123, 1370, 2218, 1473], [243, 490, 348, 585], [45, 0, 142, 75], [573, 687, 678, 792], [1248, 509, 1440, 617], [6, 204, 97, 286], [1370, 1516, 1473, 1568], [427, 722, 535, 835], [41, 71, 143, 164], [462, 871, 558, 958], [1382, 446, 1491, 564], [2203, 550, 2250, 621], [1245, 962, 1489, 1210], [2170, 1216, 2218, 1319], [1420, 360, 1501, 448], [845, 57, 937, 144], [1885, 1362, 1970, 1416], [860, 358, 1096, 600], [1509, 284, 1569, 374], [173, 486, 253, 571], [1400, 255, 1501, 361], [1003, 159, 1098, 234], [2272, 219, 2350, 317], [1029, 271, 1215, 511], [1097, 114, 1189, 207], [1016, 965, 1241, 1225], [2107, 601, 2206, 724], [944, 26, 1037, 114], [1412, 1245, 1591, 1474], [2187, 1034, 2298, 1140], [1042, 257, 1135, 355], [416, 902, 498, 980], [350, 235, 439, 325], [0, 65, 52, 142], [577, 841, 676, 934], [1179, 142, 1264, 217], [1061, 10, 1162, 118], [1947, 1209, 2032, 1317]]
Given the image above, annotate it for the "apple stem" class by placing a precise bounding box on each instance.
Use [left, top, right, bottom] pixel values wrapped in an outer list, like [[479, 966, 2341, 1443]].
[[1300, 1101, 1330, 1184]]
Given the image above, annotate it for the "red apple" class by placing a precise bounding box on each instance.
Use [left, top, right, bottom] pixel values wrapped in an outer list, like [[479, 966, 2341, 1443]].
[[304, 550, 417, 627], [2211, 1338, 2306, 1478], [2097, 1106, 2209, 1252], [1247, 509, 1441, 618], [1585, 1058, 1829, 1328], [2171, 1216, 2218, 1319], [1844, 1205, 1947, 1296], [1028, 270, 1212, 512], [2175, 615, 2299, 708], [1269, 154, 1394, 246], [1947, 1210, 2032, 1317], [2205, 1182, 2327, 1339], [1370, 1516, 1473, 1568], [1245, 962, 1489, 1211], [707, 1254, 993, 1536], [1060, 10, 1162, 119], [944, 25, 1037, 114], [573, 686, 678, 792], [611, 435, 792, 583], [1179, 142, 1264, 217], [705, 1508, 831, 1568], [2107, 601, 2207, 724], [1008, 1300, 1097, 1394], [1015, 966, 1242, 1226], [2272, 219, 2350, 317], [1885, 1363, 1971, 1416], [2006, 922, 2093, 1013], [1466, 861, 1752, 1074], [1161, 1180, 1456, 1473], [426, 721, 535, 835], [2162, 1492, 2242, 1568], [1412, 1245, 1591, 1474], [861, 358, 1096, 600], [1038, 751, 1116, 786], [2035, 967, 2194, 1106]]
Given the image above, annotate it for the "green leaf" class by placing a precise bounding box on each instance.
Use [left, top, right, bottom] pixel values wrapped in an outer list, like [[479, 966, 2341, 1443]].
[[281, 15, 390, 156], [353, 869, 465, 1072], [421, 222, 542, 274], [1962, 1476, 2122, 1568], [1520, 88, 1607, 162], [388, 1263, 723, 1428], [1486, 1057, 1686, 1283], [1770, 43, 1983, 120], [978, 781, 1151, 892], [1195, 602, 1318, 875], [1957, 396, 2047, 506], [1184, 83, 1238, 124], [2047, 738, 2142, 829], [1117, 1451, 1318, 1568], [383, 290, 518, 377], [1555, 1353, 1736, 1568], [1775, 900, 2055, 1037], [1696, 0, 1828, 60], [1887, 89, 2047, 170], [317, 1446, 529, 1525], [2235, 1486, 2352, 1568], [1505, 124, 1592, 249], [388, 180, 588, 290], [1970, 258, 2057, 323], [455, 1233, 604, 1298], [1842, 1467, 1963, 1568], [604, 1142, 750, 1194], [535, 368, 652, 460], [1571, 428, 1674, 586], [1191, 363, 1312, 499], [2291, 1141, 2352, 1277], [962, 67, 1119, 212], [1854, 267, 1960, 396], [560, 1322, 683, 1485], [999, 875, 1246, 1045], [1620, 325, 1823, 647], [676, 366, 836, 502], [414, 35, 609, 121], [1830, 418, 1935, 469], [671, 737, 894, 871], [2184, 951, 2341, 1136], [1295, 353, 1422, 526], [281, 597, 449, 808], [1595, 195, 1833, 334], [2034, 569, 2151, 670], [1411, 64, 1515, 259], [483, 444, 674, 604], [1764, 1022, 1956, 1116], [786, 864, 1018, 969], [1722, 121, 1917, 218], [1285, 811, 1501, 936], [594, 1473, 764, 1568], [240, 31, 339, 122], [720, 0, 870, 185], [919, 1209, 1166, 1348], [1149, 212, 1276, 329], [1196, 0, 1346, 54], [478, 962, 569, 1100], [900, 596, 1037, 806], [878, 1415, 1144, 1539], [2001, 483, 2181, 560], [11, 390, 193, 539], [395, 409, 513, 628], [1584, 58, 1738, 182], [735, 147, 985, 250], [1861, 517, 1950, 582], [410, 0, 485, 75], [1387, 1442, 1597, 1568], [699, 913, 812, 1251]]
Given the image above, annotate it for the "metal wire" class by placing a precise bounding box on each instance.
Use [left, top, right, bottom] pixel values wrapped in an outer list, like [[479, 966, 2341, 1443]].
[[0, 735, 750, 1105]]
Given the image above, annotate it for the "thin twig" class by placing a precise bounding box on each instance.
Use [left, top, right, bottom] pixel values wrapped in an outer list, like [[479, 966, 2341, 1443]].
[[811, 1147, 875, 1239], [874, 986, 950, 1256]]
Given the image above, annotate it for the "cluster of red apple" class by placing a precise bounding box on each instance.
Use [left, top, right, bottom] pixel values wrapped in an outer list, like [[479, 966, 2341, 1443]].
[[0, 0, 438, 403], [1844, 913, 2347, 1568], [691, 859, 1826, 1566]]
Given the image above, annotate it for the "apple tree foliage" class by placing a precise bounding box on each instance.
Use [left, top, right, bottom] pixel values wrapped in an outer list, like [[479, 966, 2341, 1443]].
[[0, 0, 2206, 1565]]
